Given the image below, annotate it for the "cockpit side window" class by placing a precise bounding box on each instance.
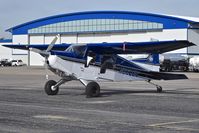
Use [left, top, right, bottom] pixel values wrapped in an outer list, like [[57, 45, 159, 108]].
[[65, 45, 87, 57]]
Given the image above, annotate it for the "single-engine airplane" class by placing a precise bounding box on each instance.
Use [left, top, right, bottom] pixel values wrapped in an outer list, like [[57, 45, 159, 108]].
[[3, 35, 195, 98]]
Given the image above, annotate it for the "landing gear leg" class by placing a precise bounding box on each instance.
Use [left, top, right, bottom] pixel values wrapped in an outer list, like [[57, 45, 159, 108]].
[[44, 79, 67, 95], [146, 80, 163, 93]]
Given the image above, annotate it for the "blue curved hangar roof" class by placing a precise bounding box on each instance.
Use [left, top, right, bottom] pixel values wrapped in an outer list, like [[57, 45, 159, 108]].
[[6, 11, 199, 35]]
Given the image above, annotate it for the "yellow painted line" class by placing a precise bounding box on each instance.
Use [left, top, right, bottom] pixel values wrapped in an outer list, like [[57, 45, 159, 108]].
[[148, 119, 199, 127], [152, 126, 199, 132], [148, 119, 199, 132], [83, 100, 115, 104], [33, 115, 81, 122]]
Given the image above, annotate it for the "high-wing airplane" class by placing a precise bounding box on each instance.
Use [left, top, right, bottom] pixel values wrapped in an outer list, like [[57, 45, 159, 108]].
[[3, 35, 195, 98]]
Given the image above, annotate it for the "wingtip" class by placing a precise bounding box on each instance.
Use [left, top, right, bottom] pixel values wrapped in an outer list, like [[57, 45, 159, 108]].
[[2, 44, 12, 48]]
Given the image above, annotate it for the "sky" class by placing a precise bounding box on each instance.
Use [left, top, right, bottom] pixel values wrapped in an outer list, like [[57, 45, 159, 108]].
[[0, 0, 199, 38]]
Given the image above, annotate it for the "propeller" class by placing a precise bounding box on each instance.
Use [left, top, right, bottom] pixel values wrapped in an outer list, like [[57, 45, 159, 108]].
[[29, 34, 60, 56], [29, 48, 49, 57], [46, 34, 60, 52], [29, 34, 60, 79]]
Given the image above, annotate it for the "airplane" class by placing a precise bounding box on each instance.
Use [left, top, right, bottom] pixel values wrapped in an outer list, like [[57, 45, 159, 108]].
[[3, 35, 195, 98]]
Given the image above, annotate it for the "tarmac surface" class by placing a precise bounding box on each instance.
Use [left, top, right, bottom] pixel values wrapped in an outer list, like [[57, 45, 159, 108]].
[[0, 66, 199, 133]]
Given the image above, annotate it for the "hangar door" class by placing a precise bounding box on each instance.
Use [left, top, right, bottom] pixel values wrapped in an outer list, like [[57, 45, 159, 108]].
[[29, 35, 45, 66]]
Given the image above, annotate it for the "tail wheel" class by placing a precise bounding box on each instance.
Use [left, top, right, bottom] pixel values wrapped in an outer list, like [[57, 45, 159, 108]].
[[85, 81, 100, 98], [157, 86, 162, 93], [44, 80, 59, 95]]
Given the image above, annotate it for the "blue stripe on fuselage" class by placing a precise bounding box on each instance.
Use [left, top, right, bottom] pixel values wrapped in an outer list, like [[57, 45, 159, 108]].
[[50, 50, 145, 71]]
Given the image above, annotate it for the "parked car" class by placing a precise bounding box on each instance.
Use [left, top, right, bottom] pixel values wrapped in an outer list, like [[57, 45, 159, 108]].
[[0, 59, 12, 66], [160, 59, 189, 72], [11, 60, 24, 66], [189, 56, 199, 72]]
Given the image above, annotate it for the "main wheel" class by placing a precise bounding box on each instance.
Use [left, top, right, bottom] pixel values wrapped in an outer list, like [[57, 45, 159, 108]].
[[44, 80, 59, 95], [85, 81, 100, 98], [157, 86, 162, 93]]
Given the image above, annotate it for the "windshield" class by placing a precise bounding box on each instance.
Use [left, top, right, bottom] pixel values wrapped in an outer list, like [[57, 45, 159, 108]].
[[65, 45, 87, 57]]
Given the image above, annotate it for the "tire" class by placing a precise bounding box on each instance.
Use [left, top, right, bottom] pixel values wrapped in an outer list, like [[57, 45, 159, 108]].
[[85, 82, 100, 98], [44, 80, 59, 95], [157, 86, 162, 93]]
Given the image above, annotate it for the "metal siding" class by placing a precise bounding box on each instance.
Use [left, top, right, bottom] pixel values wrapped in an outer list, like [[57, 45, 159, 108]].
[[188, 29, 199, 54], [76, 29, 187, 43], [61, 34, 77, 43]]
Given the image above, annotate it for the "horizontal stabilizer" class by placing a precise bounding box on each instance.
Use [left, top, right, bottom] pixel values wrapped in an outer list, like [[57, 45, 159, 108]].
[[138, 71, 188, 80]]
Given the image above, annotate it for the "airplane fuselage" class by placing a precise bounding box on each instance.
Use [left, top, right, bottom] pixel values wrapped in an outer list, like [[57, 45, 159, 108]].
[[48, 54, 146, 82]]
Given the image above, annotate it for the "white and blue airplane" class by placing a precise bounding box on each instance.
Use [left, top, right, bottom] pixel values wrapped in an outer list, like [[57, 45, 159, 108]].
[[3, 35, 195, 98]]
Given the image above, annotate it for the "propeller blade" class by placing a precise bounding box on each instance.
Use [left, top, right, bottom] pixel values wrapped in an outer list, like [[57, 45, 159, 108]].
[[29, 48, 42, 53], [46, 34, 60, 52], [29, 48, 49, 57]]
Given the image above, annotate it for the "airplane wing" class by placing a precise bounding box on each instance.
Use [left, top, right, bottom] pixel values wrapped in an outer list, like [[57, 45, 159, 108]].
[[3, 40, 194, 55], [86, 40, 195, 54], [3, 44, 70, 51]]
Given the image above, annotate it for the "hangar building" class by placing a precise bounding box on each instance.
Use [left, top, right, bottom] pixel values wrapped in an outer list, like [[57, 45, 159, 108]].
[[1, 11, 199, 66]]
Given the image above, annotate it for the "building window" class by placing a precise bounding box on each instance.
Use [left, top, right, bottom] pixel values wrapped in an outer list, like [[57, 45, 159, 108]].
[[28, 19, 163, 34]]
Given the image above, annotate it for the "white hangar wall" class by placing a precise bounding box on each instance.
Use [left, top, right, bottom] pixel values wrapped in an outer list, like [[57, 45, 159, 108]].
[[0, 37, 28, 63], [0, 42, 12, 60], [76, 29, 187, 43], [29, 35, 45, 66], [12, 35, 28, 64]]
